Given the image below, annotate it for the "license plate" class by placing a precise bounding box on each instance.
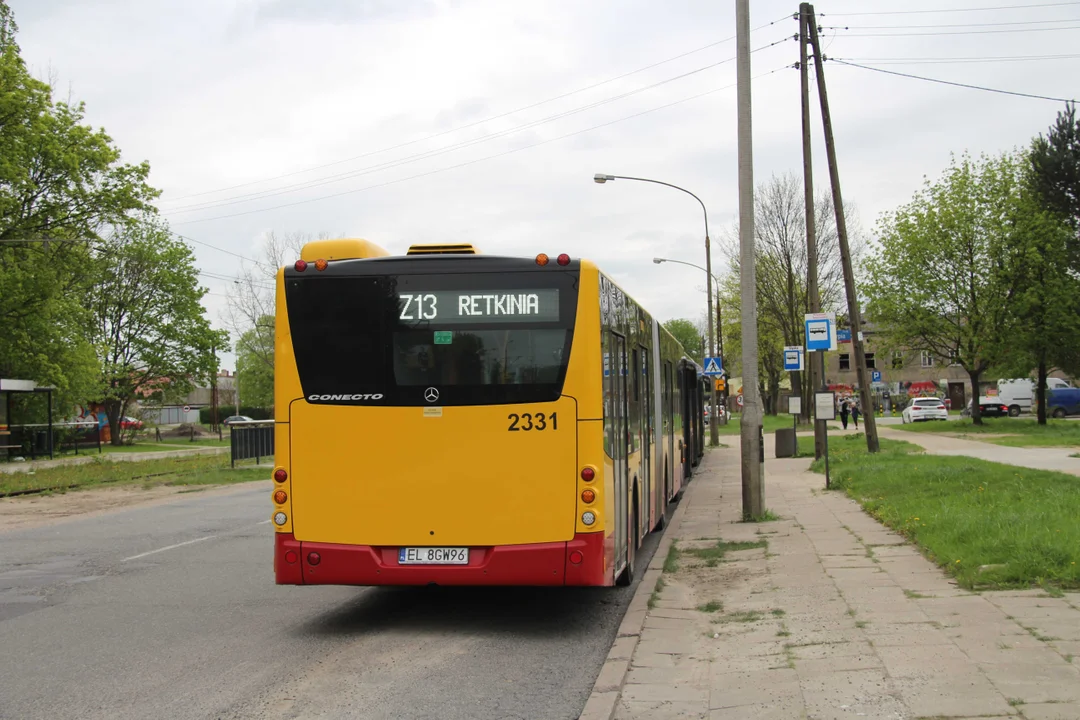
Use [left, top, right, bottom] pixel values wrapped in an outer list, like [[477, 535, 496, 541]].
[[398, 547, 469, 565]]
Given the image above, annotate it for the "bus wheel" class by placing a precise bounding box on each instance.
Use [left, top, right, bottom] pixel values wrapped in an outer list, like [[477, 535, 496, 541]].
[[617, 494, 639, 587]]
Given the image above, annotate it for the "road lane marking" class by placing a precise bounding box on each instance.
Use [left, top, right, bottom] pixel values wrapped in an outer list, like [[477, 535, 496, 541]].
[[122, 535, 217, 562], [121, 519, 273, 562]]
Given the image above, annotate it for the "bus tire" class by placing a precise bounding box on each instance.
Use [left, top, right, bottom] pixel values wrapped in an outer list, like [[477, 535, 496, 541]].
[[617, 492, 639, 587]]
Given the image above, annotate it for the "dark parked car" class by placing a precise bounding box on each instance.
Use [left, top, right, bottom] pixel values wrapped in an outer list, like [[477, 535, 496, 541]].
[[1047, 388, 1080, 418], [961, 398, 1010, 418]]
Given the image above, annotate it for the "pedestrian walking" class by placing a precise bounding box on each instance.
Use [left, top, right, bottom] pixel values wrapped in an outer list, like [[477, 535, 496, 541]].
[[839, 401, 849, 430], [852, 402, 861, 429]]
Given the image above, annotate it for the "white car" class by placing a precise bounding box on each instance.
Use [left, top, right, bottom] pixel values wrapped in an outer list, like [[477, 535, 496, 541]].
[[901, 397, 948, 423], [703, 405, 730, 425]]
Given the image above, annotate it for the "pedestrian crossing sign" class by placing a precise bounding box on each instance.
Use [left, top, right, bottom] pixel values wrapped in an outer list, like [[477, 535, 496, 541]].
[[703, 357, 723, 376]]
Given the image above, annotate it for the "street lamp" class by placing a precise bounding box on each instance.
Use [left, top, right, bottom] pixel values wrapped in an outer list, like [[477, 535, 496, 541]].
[[595, 173, 720, 447], [654, 257, 727, 426]]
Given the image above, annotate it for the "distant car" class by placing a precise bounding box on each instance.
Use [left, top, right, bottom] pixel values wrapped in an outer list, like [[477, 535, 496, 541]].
[[960, 398, 1010, 418], [223, 415, 254, 425], [1047, 387, 1080, 418], [704, 405, 730, 425], [901, 397, 948, 423], [119, 416, 143, 430]]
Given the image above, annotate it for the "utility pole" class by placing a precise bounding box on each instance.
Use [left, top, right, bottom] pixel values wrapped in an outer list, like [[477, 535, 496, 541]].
[[210, 346, 219, 434], [807, 5, 879, 453], [736, 0, 764, 517], [800, 3, 825, 460]]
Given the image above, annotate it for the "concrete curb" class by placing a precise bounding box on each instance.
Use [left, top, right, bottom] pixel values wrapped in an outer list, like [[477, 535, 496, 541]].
[[577, 464, 701, 720]]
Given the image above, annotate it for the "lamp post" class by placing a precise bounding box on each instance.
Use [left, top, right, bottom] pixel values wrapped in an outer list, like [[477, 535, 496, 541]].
[[595, 173, 720, 447], [651, 257, 725, 361]]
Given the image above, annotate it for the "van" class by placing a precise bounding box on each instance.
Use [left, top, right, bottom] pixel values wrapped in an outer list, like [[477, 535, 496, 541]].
[[996, 378, 1074, 417], [1047, 387, 1080, 418]]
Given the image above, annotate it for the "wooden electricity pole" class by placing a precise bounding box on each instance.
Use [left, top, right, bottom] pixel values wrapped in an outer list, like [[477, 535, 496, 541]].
[[807, 6, 879, 452], [799, 3, 826, 460]]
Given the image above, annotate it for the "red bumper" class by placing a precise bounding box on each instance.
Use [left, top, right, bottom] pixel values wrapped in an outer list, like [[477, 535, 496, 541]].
[[274, 531, 608, 586]]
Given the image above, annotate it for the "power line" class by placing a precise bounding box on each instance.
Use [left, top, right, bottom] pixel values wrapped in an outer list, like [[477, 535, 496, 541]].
[[833, 53, 1080, 64], [821, 1, 1080, 16], [173, 65, 795, 226], [175, 232, 266, 268], [165, 37, 795, 216], [826, 24, 1080, 36], [162, 13, 793, 205], [831, 59, 1078, 103], [828, 17, 1080, 29]]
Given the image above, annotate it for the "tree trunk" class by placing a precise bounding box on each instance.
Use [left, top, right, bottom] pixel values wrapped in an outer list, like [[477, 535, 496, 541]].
[[968, 370, 983, 426], [1036, 356, 1049, 425], [104, 398, 124, 446]]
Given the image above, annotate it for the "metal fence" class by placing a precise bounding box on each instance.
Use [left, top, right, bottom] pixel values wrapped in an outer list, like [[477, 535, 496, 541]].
[[230, 420, 274, 467]]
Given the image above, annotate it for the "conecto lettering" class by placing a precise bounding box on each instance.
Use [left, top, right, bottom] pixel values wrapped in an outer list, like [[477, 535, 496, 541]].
[[307, 394, 384, 401]]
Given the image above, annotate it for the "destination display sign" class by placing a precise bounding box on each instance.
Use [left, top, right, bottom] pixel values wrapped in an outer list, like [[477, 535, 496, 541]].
[[398, 289, 560, 324]]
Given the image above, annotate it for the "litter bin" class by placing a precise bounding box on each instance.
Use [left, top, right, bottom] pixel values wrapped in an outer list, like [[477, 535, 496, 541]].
[[774, 427, 796, 458]]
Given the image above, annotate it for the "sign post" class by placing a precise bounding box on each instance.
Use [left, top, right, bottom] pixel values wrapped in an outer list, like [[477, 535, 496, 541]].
[[787, 395, 802, 444], [814, 391, 837, 488]]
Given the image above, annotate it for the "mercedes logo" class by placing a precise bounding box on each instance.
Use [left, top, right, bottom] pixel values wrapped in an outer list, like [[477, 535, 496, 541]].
[[424, 387, 440, 403]]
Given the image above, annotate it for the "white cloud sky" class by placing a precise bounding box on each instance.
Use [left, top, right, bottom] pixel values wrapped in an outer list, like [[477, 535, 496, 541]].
[[11, 0, 1079, 369]]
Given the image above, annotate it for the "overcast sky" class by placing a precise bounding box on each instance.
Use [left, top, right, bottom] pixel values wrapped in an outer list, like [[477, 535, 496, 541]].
[[11, 0, 1079, 369]]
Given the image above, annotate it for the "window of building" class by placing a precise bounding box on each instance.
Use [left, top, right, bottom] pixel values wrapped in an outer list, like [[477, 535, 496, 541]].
[[920, 350, 934, 368], [865, 353, 876, 370], [892, 351, 904, 369], [839, 354, 850, 371]]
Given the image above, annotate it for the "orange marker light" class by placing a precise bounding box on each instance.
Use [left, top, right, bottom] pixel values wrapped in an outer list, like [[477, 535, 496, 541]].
[[535, 253, 549, 266], [274, 490, 288, 504], [314, 258, 328, 271], [581, 488, 596, 504]]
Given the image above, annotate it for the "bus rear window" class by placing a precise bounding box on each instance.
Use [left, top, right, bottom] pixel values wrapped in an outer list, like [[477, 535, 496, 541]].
[[285, 268, 579, 406]]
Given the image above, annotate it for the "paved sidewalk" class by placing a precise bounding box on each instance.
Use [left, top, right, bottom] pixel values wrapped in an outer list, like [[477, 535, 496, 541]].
[[875, 425, 1080, 477], [0, 445, 229, 474], [582, 443, 1080, 720]]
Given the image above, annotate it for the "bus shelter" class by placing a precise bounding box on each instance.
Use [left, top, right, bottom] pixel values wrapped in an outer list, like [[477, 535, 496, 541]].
[[1, 378, 58, 461]]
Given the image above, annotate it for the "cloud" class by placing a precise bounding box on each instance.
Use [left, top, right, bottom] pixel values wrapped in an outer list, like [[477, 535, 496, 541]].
[[9, 0, 1077, 369]]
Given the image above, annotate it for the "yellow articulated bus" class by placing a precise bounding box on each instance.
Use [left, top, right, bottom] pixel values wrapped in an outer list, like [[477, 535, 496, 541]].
[[272, 239, 706, 587]]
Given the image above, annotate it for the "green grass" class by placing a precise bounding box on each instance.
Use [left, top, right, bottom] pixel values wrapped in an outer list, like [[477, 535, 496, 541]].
[[662, 541, 680, 573], [715, 414, 837, 436], [743, 508, 780, 522], [697, 600, 723, 613], [681, 539, 767, 565], [895, 418, 1080, 448], [0, 454, 267, 496], [807, 433, 1080, 590], [97, 438, 231, 454], [648, 576, 665, 609]]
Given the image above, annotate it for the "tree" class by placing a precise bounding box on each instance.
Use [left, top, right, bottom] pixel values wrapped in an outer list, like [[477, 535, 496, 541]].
[[1030, 103, 1080, 271], [864, 152, 1029, 425], [235, 318, 275, 409], [0, 0, 158, 411], [223, 231, 332, 405], [721, 173, 852, 414], [662, 318, 703, 361], [90, 219, 228, 444]]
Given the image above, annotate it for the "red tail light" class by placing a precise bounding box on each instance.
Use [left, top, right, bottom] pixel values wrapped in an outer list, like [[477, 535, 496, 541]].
[[274, 468, 287, 483], [569, 550, 583, 564], [294, 259, 308, 272], [307, 552, 321, 566], [556, 253, 570, 266], [581, 467, 595, 482], [937, 406, 945, 410]]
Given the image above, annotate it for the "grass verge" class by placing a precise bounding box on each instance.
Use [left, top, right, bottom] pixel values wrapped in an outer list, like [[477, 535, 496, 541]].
[[807, 433, 1080, 590], [0, 454, 266, 497], [895, 417, 1080, 448], [715, 415, 838, 436]]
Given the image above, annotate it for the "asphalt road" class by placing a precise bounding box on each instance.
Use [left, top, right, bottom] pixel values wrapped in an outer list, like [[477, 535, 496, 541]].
[[0, 482, 668, 720]]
